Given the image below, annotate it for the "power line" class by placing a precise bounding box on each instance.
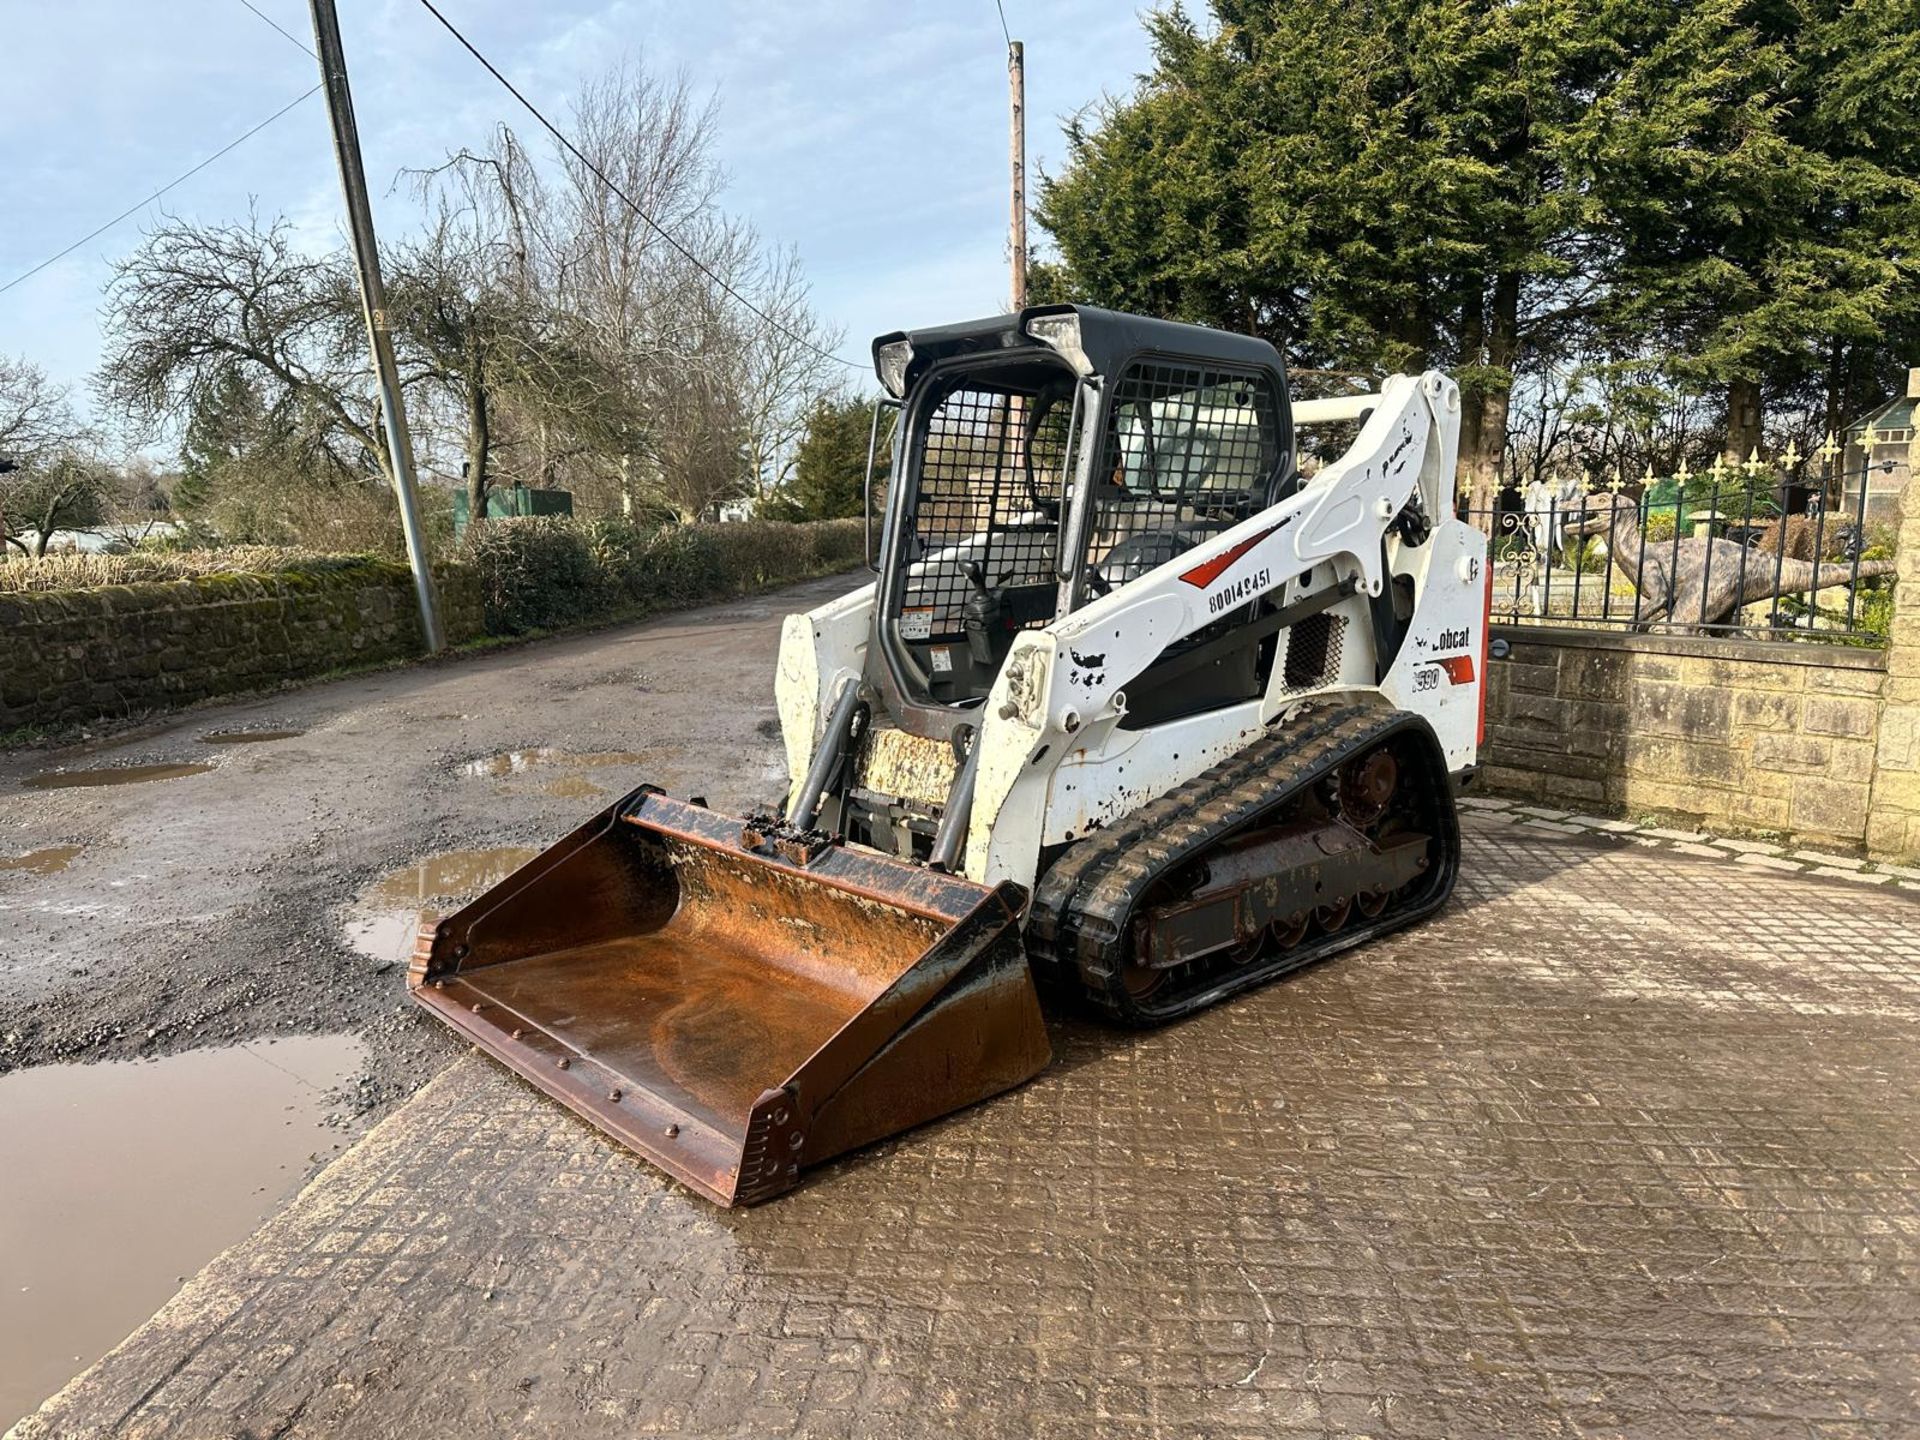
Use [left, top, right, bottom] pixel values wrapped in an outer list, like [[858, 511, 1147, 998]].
[[994, 0, 1013, 50], [238, 0, 316, 58], [0, 84, 324, 299], [414, 0, 865, 373]]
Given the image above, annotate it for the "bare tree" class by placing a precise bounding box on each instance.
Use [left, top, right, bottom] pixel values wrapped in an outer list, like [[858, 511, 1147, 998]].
[[386, 204, 608, 521], [549, 62, 729, 516], [0, 358, 100, 556], [0, 356, 82, 465], [98, 214, 387, 485], [95, 452, 174, 550], [735, 241, 847, 500], [540, 60, 843, 516], [94, 59, 847, 540], [3, 445, 109, 556], [629, 235, 753, 520]]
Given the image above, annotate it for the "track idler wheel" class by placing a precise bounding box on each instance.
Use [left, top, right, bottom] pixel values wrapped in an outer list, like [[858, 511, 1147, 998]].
[[1337, 747, 1399, 826]]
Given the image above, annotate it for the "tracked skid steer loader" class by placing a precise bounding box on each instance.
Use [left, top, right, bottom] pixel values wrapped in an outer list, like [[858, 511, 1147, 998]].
[[411, 306, 1490, 1205]]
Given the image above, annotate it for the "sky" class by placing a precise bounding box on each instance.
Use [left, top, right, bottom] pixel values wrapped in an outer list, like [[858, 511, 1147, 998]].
[[0, 0, 1159, 414]]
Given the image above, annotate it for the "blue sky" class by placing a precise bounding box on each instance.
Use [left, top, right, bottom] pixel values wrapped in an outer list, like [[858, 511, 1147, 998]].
[[0, 1, 1159, 408]]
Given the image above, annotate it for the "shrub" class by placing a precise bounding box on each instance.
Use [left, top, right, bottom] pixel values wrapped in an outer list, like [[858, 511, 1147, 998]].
[[459, 517, 611, 634], [577, 517, 651, 605], [1859, 584, 1894, 643], [1558, 537, 1606, 574], [640, 524, 730, 604], [458, 516, 865, 635]]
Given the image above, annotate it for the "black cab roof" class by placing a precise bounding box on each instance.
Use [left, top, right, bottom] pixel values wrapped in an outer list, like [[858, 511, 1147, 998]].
[[871, 304, 1285, 393]]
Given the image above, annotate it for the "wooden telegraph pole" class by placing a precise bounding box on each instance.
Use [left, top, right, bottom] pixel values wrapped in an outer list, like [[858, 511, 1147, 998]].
[[1003, 35, 1030, 474], [308, 0, 445, 652], [1008, 39, 1027, 313]]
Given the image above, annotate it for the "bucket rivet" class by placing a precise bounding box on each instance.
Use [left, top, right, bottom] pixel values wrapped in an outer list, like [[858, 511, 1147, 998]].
[[665, 1124, 680, 1139], [788, 1131, 805, 1152], [511, 1028, 524, 1041], [453, 944, 468, 958], [609, 1088, 623, 1103], [556, 1057, 571, 1070]]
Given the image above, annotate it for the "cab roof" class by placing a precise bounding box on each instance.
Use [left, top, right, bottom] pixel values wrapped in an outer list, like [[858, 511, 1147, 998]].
[[871, 304, 1285, 394]]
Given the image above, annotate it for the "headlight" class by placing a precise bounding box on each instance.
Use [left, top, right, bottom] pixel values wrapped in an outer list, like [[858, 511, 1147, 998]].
[[874, 339, 914, 398], [1025, 312, 1092, 376]]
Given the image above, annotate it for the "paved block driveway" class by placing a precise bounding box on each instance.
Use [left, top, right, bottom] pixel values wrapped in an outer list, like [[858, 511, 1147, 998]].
[[19, 818, 1920, 1439]]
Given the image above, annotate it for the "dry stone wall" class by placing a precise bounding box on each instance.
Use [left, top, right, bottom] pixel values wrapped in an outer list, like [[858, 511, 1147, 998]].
[[0, 562, 483, 732]]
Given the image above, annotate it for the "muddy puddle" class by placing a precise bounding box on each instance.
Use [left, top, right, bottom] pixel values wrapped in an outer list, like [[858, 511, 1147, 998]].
[[22, 762, 214, 791], [200, 728, 305, 745], [0, 1035, 365, 1430], [0, 845, 84, 876], [459, 748, 646, 778], [343, 846, 543, 967]]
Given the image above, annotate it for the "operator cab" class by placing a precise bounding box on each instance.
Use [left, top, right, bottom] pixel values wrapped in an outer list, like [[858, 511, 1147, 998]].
[[865, 306, 1294, 739]]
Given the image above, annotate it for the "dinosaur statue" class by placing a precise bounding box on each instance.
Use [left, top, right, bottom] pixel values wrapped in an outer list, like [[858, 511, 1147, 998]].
[[1752, 512, 1849, 563], [1570, 489, 1895, 632]]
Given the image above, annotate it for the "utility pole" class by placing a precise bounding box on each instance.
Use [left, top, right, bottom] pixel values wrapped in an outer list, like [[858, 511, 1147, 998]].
[[1003, 36, 1029, 472], [308, 0, 444, 653], [1008, 38, 1027, 313]]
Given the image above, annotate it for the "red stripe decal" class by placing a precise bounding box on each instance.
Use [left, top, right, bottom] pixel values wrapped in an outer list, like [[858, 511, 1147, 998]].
[[1178, 522, 1284, 589], [1435, 654, 1475, 685]]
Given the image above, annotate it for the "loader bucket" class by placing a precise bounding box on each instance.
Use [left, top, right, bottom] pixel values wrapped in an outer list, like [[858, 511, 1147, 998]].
[[408, 789, 1050, 1206]]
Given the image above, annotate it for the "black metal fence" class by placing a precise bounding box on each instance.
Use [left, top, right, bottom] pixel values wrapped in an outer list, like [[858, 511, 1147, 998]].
[[1471, 452, 1900, 644]]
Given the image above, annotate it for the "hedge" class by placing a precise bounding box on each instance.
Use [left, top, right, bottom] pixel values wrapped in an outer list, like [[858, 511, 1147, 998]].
[[458, 517, 865, 635], [0, 546, 362, 594], [0, 518, 863, 644]]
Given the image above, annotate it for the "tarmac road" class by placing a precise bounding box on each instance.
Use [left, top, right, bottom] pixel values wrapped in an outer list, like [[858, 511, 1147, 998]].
[[0, 574, 845, 1104], [7, 573, 1920, 1438]]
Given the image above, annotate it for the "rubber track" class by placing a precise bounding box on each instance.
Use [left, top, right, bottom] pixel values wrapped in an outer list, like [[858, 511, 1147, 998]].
[[1027, 698, 1459, 1025]]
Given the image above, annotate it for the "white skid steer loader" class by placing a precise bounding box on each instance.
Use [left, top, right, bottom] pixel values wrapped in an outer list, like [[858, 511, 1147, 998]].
[[411, 306, 1490, 1204]]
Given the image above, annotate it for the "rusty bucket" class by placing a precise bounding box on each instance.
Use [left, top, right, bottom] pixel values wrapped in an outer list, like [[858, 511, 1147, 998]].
[[409, 789, 1050, 1205]]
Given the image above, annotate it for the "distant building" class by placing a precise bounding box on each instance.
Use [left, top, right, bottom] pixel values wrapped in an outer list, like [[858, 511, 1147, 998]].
[[1840, 368, 1917, 526]]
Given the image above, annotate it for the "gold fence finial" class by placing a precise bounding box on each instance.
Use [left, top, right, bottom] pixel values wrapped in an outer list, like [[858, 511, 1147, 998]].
[[1817, 430, 1841, 465], [1781, 439, 1802, 470]]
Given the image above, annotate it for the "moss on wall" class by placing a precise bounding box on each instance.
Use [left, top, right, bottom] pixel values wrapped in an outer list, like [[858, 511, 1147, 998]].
[[0, 561, 484, 730]]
